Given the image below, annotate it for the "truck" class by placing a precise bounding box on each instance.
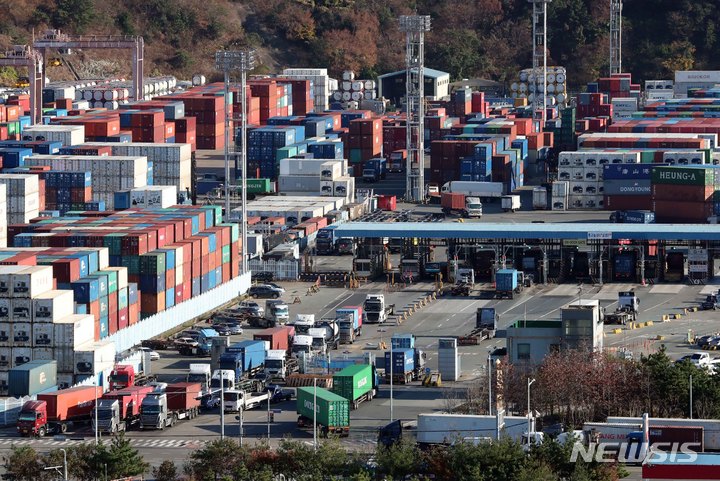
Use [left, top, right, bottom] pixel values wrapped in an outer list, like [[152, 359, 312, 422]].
[[264, 349, 299, 381], [93, 386, 154, 434], [501, 195, 521, 213], [701, 294, 720, 311], [253, 326, 293, 352], [336, 237, 356, 255], [219, 340, 266, 379], [384, 348, 415, 384], [186, 364, 212, 397], [618, 291, 640, 314], [264, 299, 289, 326], [388, 149, 407, 173], [458, 308, 499, 345], [108, 361, 156, 391], [363, 157, 387, 182], [416, 413, 543, 446], [291, 335, 314, 357], [609, 210, 655, 224], [337, 306, 363, 344], [296, 386, 350, 437], [495, 269, 520, 299], [210, 369, 236, 391], [17, 386, 102, 436], [309, 321, 339, 354], [363, 294, 394, 324], [223, 388, 271, 412], [316, 226, 339, 255], [441, 181, 505, 201], [139, 382, 201, 429], [331, 364, 378, 410], [607, 416, 720, 450], [603, 308, 636, 325], [289, 314, 315, 335]]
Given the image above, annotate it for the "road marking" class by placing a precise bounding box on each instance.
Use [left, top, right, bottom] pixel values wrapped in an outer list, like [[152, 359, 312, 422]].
[[499, 294, 536, 316]]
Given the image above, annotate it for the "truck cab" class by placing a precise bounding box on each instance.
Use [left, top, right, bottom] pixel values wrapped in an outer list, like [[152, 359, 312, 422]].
[[210, 369, 235, 391], [456, 268, 475, 287], [363, 294, 389, 324], [291, 335, 314, 357], [338, 315, 356, 344], [465, 197, 483, 217], [140, 394, 170, 429], [290, 314, 315, 335], [109, 365, 136, 390], [265, 299, 289, 325], [336, 238, 356, 255], [265, 350, 297, 381], [93, 399, 123, 434], [618, 291, 640, 313], [308, 328, 329, 355], [17, 401, 47, 436], [316, 227, 338, 255], [186, 364, 212, 397]]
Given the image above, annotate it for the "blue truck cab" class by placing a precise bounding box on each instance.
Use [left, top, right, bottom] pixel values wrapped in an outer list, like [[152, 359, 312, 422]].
[[363, 158, 387, 182]]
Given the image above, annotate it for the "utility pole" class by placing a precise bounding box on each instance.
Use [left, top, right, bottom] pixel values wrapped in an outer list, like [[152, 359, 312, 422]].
[[527, 0, 552, 125], [527, 378, 536, 448], [399, 15, 431, 203], [215, 49, 256, 274], [610, 0, 623, 75]]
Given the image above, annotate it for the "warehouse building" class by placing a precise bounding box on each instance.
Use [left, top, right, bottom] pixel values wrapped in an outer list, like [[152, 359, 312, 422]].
[[377, 68, 450, 106]]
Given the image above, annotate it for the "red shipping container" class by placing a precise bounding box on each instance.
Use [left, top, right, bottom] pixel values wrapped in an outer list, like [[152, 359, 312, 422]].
[[378, 195, 397, 211], [141, 292, 165, 314], [118, 308, 129, 330], [652, 184, 714, 203], [165, 268, 175, 289], [129, 303, 139, 325]]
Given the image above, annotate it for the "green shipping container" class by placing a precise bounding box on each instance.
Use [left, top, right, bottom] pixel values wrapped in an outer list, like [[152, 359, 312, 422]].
[[276, 146, 298, 163], [332, 364, 373, 402], [221, 245, 231, 264], [296, 387, 349, 428], [349, 149, 363, 163], [651, 166, 714, 186], [8, 360, 57, 397], [200, 205, 222, 226], [219, 223, 240, 242], [140, 252, 166, 275], [97, 270, 118, 294], [246, 178, 272, 194]]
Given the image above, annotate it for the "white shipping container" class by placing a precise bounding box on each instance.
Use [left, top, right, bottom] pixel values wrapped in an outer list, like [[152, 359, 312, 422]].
[[55, 346, 75, 374], [12, 322, 32, 346], [320, 180, 334, 196], [74, 340, 117, 376], [417, 414, 532, 445], [11, 347, 32, 368], [0, 174, 39, 195], [0, 299, 8, 319], [675, 71, 720, 84], [0, 347, 10, 369], [0, 266, 27, 297], [53, 314, 95, 349], [32, 347, 54, 361], [103, 267, 128, 290], [333, 177, 354, 200], [32, 323, 54, 348], [129, 185, 177, 208], [12, 298, 32, 320], [22, 125, 85, 146], [11, 266, 54, 298], [0, 371, 7, 392], [33, 290, 75, 323], [0, 322, 10, 346]]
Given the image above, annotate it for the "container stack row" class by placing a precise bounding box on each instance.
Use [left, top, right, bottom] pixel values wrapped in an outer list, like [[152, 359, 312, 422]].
[[652, 166, 720, 223], [513, 67, 569, 108], [282, 68, 332, 113], [0, 174, 40, 224], [331, 70, 377, 110], [278, 158, 351, 200]]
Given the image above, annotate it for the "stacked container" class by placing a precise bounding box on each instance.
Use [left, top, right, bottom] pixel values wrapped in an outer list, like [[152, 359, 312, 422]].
[[23, 155, 148, 209], [41, 171, 94, 214], [114, 186, 178, 209], [0, 174, 40, 224], [246, 126, 303, 179], [603, 163, 653, 211], [22, 125, 85, 146], [332, 71, 377, 109], [652, 166, 719, 223], [347, 118, 382, 165], [282, 68, 331, 113], [513, 67, 568, 108]]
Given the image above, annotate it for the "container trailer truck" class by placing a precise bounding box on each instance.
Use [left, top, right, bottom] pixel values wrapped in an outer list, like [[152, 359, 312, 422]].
[[17, 386, 102, 436], [139, 382, 201, 429], [93, 386, 154, 434], [331, 364, 378, 410], [296, 386, 350, 437], [186, 363, 212, 397]]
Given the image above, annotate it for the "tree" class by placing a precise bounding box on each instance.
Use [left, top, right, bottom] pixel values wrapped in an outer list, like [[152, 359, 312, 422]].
[[96, 434, 149, 479], [185, 439, 249, 481], [153, 460, 180, 481], [2, 446, 43, 481], [375, 438, 424, 480]]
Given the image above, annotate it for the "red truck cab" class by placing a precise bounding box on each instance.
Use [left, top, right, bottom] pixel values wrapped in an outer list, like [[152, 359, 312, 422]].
[[17, 400, 46, 436], [109, 365, 136, 390]]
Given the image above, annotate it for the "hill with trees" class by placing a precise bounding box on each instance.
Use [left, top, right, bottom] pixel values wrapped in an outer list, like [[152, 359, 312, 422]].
[[0, 0, 717, 88]]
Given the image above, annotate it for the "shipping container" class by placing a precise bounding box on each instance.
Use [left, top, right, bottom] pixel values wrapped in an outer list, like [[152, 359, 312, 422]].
[[8, 360, 57, 397], [296, 386, 349, 435], [331, 364, 374, 409]]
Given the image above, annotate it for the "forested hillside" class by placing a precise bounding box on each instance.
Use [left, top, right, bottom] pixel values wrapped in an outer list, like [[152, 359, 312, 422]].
[[0, 0, 716, 87]]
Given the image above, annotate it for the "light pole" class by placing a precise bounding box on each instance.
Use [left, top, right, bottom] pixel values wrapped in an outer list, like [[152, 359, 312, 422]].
[[390, 339, 394, 422], [487, 350, 494, 416], [220, 376, 225, 440], [313, 377, 318, 452], [527, 378, 536, 448], [238, 407, 243, 446], [267, 393, 271, 440], [690, 374, 693, 420], [43, 448, 67, 480], [214, 49, 256, 274]]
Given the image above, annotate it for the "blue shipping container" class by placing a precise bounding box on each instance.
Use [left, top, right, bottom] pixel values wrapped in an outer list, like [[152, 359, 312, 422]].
[[603, 164, 652, 180], [495, 269, 518, 292], [384, 349, 415, 373]]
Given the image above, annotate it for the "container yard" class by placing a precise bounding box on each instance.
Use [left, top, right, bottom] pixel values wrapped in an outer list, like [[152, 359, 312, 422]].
[[3, 11, 720, 481]]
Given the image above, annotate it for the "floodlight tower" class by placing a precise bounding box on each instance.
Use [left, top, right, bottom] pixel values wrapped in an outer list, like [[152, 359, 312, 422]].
[[610, 0, 623, 75], [399, 15, 431, 202], [215, 49, 256, 274], [528, 0, 551, 124]]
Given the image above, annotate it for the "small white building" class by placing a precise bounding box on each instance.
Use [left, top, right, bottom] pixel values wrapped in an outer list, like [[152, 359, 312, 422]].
[[377, 68, 450, 105]]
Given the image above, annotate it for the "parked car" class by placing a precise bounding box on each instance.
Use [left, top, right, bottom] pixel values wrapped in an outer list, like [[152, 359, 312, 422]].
[[174, 337, 199, 349], [136, 347, 160, 361], [214, 326, 232, 337], [248, 284, 285, 299], [252, 271, 275, 282]]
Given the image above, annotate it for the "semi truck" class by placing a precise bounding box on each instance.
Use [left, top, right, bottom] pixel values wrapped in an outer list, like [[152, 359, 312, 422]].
[[290, 314, 315, 335], [501, 195, 521, 213], [416, 413, 543, 446], [331, 364, 378, 410], [363, 158, 387, 182], [291, 335, 314, 357], [219, 340, 266, 379], [363, 295, 394, 324], [607, 415, 720, 450], [93, 386, 154, 434], [618, 291, 640, 314], [296, 386, 350, 437], [336, 306, 363, 344], [253, 326, 294, 352], [139, 382, 201, 429], [495, 269, 521, 299], [441, 181, 505, 200], [186, 364, 212, 397], [17, 386, 102, 436], [388, 150, 407, 173], [223, 388, 271, 412], [440, 193, 483, 218], [108, 359, 156, 391], [316, 226, 339, 255], [264, 349, 299, 381], [458, 308, 498, 345], [312, 319, 340, 352], [264, 299, 289, 326], [384, 348, 417, 384]]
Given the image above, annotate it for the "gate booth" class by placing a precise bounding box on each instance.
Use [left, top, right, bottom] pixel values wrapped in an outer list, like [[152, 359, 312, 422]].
[[663, 248, 685, 282]]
